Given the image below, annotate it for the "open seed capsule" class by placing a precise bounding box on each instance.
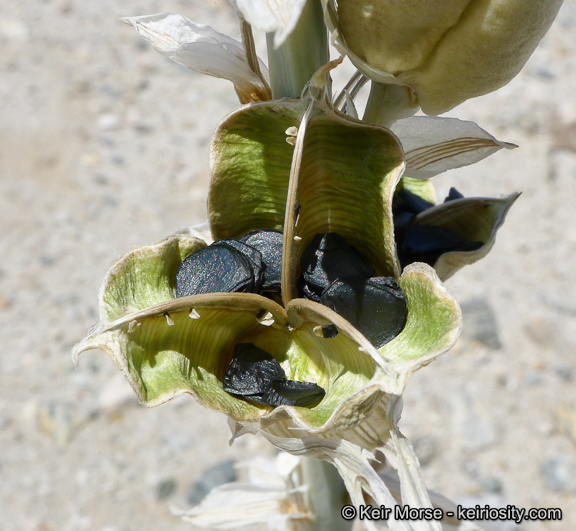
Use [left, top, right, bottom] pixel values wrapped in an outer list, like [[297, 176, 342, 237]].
[[299, 233, 375, 301], [238, 229, 283, 293], [321, 276, 407, 349], [176, 242, 256, 297]]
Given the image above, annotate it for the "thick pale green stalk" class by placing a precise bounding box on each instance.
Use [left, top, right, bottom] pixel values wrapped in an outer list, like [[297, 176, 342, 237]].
[[266, 0, 329, 99], [301, 458, 350, 531], [363, 82, 417, 127]]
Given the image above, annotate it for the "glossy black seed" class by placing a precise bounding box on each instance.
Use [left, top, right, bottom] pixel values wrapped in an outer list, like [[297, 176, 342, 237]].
[[320, 276, 407, 349], [238, 229, 283, 292], [397, 225, 483, 268], [175, 242, 256, 297], [299, 233, 375, 300], [222, 343, 285, 399], [298, 278, 322, 302], [444, 187, 464, 202], [223, 343, 325, 408], [217, 238, 265, 291], [393, 210, 416, 229], [263, 379, 325, 407], [397, 188, 435, 214], [392, 188, 435, 229]]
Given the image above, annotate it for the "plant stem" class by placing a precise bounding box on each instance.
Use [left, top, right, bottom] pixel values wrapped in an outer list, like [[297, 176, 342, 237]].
[[266, 0, 329, 99], [363, 82, 418, 127], [301, 458, 351, 530]]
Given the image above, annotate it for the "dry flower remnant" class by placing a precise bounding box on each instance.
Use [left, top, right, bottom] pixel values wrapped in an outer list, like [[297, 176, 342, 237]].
[[73, 1, 563, 529]]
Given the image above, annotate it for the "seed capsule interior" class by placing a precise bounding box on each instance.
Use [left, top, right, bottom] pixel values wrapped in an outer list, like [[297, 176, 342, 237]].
[[176, 230, 409, 362]]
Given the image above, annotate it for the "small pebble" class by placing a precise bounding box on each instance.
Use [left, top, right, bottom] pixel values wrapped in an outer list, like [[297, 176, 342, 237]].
[[479, 476, 503, 494], [188, 460, 236, 505], [412, 435, 437, 467], [156, 478, 177, 501], [460, 298, 502, 350], [541, 458, 576, 492]]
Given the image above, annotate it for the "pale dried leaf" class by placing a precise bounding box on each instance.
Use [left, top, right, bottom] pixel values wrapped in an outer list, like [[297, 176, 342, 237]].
[[176, 482, 302, 530], [380, 429, 440, 531], [233, 0, 308, 48], [122, 13, 269, 102]]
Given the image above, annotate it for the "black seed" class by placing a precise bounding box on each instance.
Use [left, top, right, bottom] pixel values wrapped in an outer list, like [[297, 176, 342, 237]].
[[294, 202, 301, 219], [299, 233, 375, 300], [238, 229, 283, 293], [320, 276, 407, 349], [223, 343, 325, 408], [397, 225, 483, 267], [176, 242, 257, 297], [444, 187, 464, 202], [393, 210, 416, 229], [393, 188, 435, 229], [298, 279, 322, 302], [263, 379, 325, 407], [222, 343, 285, 399], [396, 188, 435, 214], [217, 239, 265, 291]]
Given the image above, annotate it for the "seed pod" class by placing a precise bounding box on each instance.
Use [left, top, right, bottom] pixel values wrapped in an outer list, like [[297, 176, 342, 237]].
[[333, 0, 563, 115], [238, 229, 283, 293], [300, 233, 375, 301], [321, 276, 407, 349], [397, 225, 483, 268], [176, 242, 256, 297]]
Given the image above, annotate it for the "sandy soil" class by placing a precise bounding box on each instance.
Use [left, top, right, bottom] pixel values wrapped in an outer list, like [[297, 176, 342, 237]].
[[1, 1, 575, 529]]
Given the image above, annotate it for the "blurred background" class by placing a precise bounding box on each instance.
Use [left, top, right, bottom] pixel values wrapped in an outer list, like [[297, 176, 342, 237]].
[[1, 0, 575, 529]]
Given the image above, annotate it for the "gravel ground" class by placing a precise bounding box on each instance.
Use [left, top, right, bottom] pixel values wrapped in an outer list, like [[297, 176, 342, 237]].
[[1, 1, 575, 530]]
